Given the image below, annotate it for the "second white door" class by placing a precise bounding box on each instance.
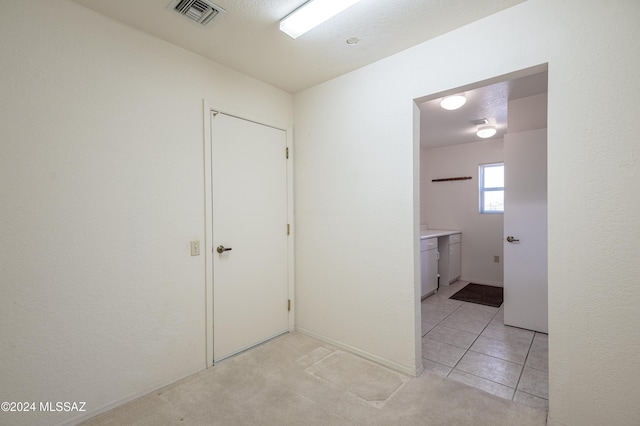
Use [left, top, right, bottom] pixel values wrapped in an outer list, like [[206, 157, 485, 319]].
[[503, 128, 548, 333], [211, 112, 289, 362]]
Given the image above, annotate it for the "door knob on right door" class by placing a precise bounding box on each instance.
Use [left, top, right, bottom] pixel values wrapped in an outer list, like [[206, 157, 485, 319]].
[[506, 236, 519, 243]]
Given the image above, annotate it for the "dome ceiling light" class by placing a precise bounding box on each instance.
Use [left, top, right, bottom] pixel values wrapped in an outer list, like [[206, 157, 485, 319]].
[[477, 125, 497, 138], [440, 94, 466, 110]]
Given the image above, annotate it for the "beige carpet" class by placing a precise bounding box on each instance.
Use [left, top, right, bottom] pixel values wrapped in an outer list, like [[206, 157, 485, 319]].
[[82, 332, 547, 425]]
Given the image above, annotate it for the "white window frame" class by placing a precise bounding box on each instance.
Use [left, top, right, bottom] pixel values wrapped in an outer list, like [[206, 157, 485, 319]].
[[479, 162, 504, 214]]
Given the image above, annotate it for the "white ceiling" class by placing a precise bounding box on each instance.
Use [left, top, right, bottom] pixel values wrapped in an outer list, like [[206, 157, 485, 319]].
[[419, 71, 548, 148], [72, 0, 525, 94]]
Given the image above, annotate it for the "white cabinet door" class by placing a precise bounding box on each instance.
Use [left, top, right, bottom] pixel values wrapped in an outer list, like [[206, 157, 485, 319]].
[[420, 250, 428, 297], [448, 234, 461, 283], [426, 248, 438, 295], [421, 238, 438, 297], [448, 244, 460, 282]]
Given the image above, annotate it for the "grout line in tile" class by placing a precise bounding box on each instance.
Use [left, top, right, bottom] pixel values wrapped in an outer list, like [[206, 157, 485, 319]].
[[465, 348, 525, 367], [511, 333, 536, 400], [448, 368, 517, 395], [514, 388, 549, 402], [427, 296, 512, 391], [423, 285, 548, 404], [422, 358, 451, 369], [523, 363, 548, 373], [444, 307, 499, 377], [423, 300, 461, 329]]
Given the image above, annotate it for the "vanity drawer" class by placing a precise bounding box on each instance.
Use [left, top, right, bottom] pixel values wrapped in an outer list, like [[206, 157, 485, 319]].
[[421, 238, 438, 251], [449, 233, 461, 244]]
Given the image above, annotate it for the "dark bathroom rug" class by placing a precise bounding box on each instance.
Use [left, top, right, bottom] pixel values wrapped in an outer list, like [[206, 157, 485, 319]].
[[449, 283, 503, 307]]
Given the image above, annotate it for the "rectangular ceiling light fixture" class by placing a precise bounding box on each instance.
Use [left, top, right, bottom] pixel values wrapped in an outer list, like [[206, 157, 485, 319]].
[[280, 0, 362, 39]]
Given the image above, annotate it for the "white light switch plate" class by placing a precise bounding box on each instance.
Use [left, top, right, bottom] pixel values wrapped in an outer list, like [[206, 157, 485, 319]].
[[190, 240, 200, 256]]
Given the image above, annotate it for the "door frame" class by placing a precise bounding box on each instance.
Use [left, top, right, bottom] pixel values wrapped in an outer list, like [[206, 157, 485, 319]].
[[202, 100, 295, 367], [414, 63, 549, 365]]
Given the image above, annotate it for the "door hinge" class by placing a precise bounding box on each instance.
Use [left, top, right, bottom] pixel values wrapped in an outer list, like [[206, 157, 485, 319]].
[[288, 299, 291, 311], [286, 147, 289, 159], [287, 224, 290, 235]]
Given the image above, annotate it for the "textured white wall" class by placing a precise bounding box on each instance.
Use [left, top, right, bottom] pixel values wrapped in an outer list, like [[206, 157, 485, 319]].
[[293, 77, 419, 374], [422, 140, 505, 286], [509, 93, 548, 133], [294, 1, 640, 425], [0, 1, 292, 424]]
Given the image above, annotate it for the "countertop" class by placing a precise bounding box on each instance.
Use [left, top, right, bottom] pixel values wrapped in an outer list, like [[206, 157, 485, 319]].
[[420, 228, 461, 240]]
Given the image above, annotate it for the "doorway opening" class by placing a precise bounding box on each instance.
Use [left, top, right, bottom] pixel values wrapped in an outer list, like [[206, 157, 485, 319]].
[[414, 64, 549, 410]]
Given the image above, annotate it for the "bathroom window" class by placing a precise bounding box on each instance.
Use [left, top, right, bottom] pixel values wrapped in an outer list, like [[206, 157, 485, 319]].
[[479, 163, 504, 213]]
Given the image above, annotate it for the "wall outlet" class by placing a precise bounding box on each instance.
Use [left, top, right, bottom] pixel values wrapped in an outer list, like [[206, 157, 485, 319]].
[[190, 240, 200, 256], [494, 255, 500, 263]]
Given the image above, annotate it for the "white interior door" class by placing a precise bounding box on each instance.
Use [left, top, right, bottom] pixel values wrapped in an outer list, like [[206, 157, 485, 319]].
[[503, 128, 548, 333], [211, 112, 289, 362]]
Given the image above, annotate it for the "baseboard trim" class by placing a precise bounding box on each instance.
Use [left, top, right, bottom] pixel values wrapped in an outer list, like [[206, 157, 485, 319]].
[[60, 363, 205, 426], [296, 327, 420, 377]]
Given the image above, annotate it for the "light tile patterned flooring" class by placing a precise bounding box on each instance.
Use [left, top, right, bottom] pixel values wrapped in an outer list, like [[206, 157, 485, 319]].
[[421, 280, 549, 411]]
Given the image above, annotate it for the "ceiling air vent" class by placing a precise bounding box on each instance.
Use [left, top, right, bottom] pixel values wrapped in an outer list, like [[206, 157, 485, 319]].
[[469, 118, 489, 126], [168, 0, 226, 27]]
